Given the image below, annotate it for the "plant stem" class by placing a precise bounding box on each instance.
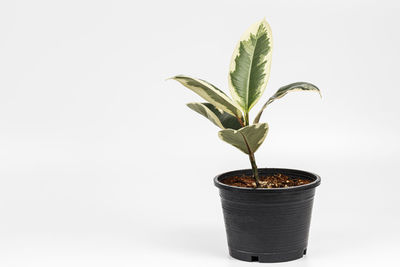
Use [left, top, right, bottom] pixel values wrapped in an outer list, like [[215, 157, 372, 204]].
[[248, 152, 260, 187], [241, 113, 259, 187], [235, 115, 245, 127], [244, 112, 249, 126]]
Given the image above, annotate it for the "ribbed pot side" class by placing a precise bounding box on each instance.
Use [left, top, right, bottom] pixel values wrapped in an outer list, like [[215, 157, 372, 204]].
[[214, 168, 321, 263]]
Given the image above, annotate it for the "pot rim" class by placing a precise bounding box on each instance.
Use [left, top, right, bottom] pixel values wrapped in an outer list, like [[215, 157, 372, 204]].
[[214, 167, 321, 193]]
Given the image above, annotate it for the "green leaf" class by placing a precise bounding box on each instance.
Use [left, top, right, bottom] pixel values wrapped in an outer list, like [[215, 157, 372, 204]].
[[170, 75, 243, 120], [229, 19, 273, 113], [202, 103, 242, 130], [218, 123, 269, 154], [187, 102, 242, 130], [254, 82, 321, 123]]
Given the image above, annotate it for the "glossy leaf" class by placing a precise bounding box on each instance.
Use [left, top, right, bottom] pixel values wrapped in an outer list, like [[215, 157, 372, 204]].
[[218, 123, 269, 154], [187, 102, 242, 130], [229, 19, 273, 113], [170, 75, 243, 119], [254, 82, 321, 123]]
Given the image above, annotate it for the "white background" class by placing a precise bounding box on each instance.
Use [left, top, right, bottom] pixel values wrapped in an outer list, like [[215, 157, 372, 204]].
[[1, 0, 399, 266]]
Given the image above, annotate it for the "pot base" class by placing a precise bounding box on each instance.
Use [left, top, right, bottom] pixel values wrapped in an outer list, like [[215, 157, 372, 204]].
[[229, 247, 307, 263]]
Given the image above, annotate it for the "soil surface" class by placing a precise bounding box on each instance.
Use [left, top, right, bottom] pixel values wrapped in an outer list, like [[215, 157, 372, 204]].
[[221, 173, 312, 188]]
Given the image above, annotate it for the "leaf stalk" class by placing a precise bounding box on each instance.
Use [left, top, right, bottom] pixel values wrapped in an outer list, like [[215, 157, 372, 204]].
[[249, 152, 260, 187]]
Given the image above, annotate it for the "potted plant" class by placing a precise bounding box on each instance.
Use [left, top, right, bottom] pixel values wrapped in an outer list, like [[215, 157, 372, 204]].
[[168, 18, 321, 263]]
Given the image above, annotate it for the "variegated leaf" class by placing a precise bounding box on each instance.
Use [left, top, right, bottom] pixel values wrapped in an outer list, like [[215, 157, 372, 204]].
[[229, 19, 273, 113], [170, 75, 243, 120], [254, 82, 321, 123], [218, 123, 269, 154], [187, 102, 242, 130]]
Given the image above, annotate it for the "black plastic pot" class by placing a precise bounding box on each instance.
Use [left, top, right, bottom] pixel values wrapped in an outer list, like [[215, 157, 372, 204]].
[[214, 168, 320, 263]]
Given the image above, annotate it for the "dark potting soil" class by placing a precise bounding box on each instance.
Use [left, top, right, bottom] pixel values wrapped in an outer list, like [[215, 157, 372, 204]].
[[221, 173, 312, 188]]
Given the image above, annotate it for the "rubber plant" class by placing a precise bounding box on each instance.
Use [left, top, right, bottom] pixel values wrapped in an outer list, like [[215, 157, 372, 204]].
[[169, 19, 320, 188]]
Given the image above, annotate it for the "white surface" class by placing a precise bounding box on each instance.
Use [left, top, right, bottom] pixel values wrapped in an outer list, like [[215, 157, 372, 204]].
[[1, 0, 400, 266]]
